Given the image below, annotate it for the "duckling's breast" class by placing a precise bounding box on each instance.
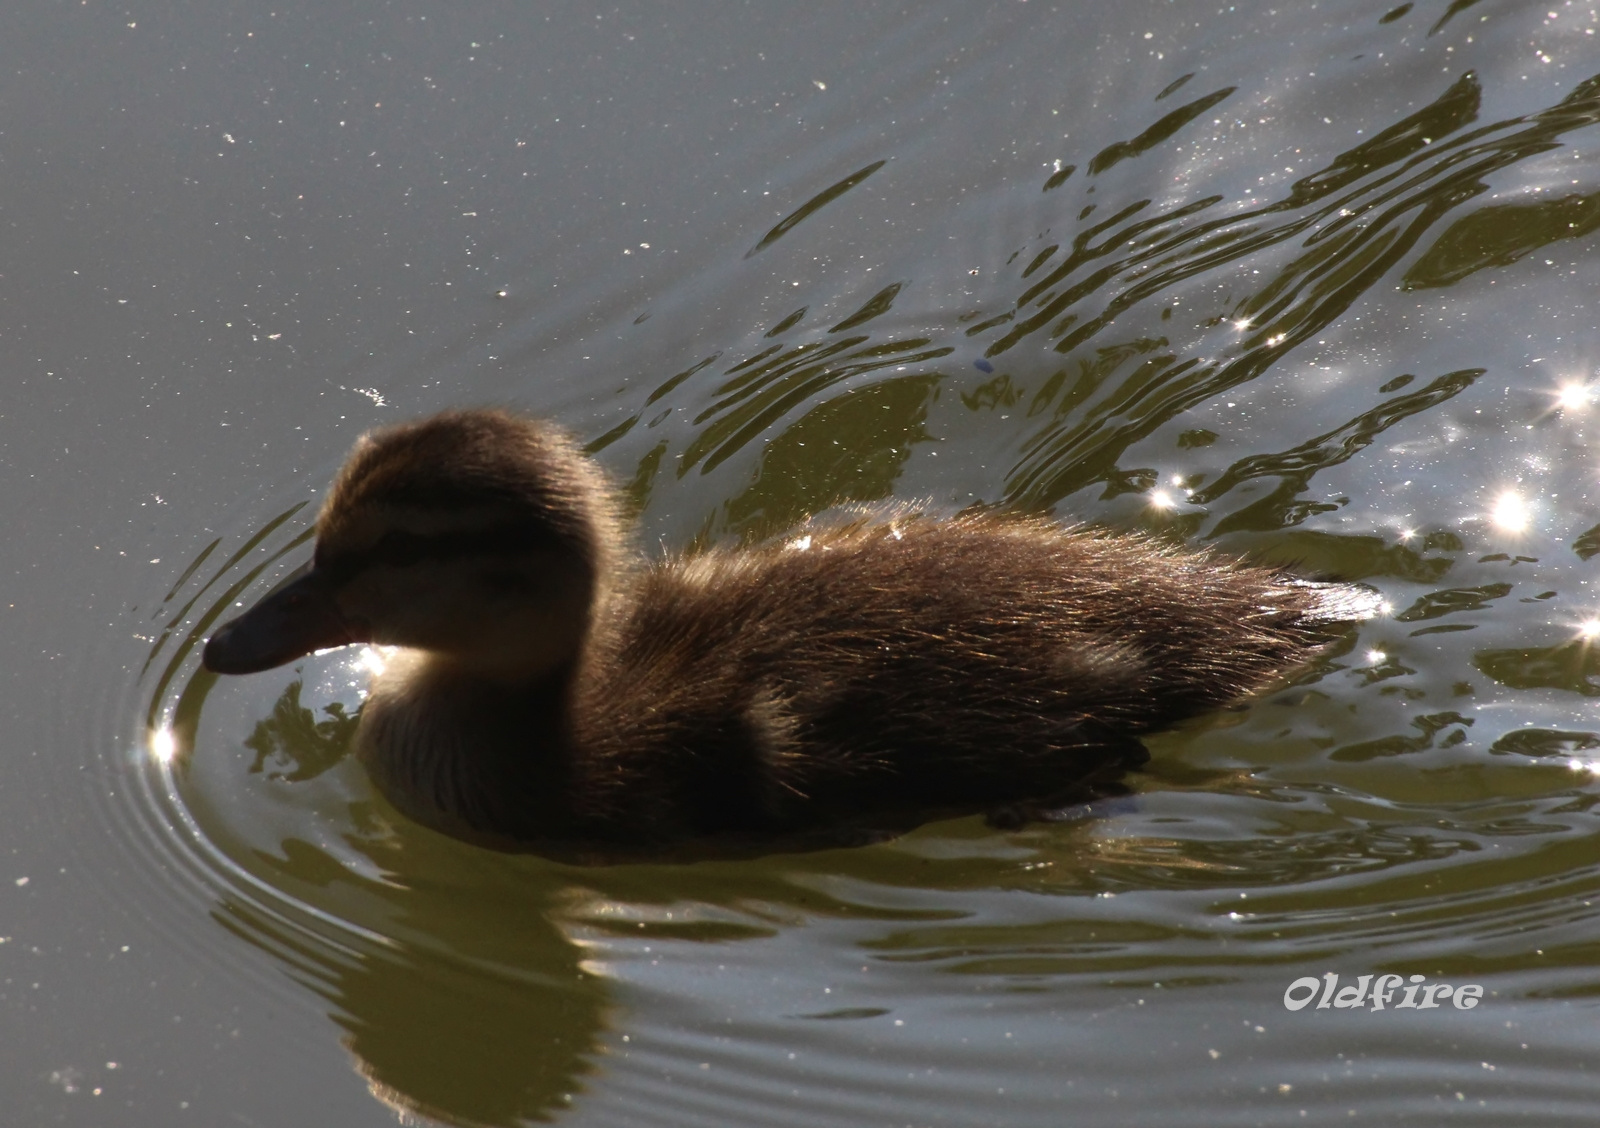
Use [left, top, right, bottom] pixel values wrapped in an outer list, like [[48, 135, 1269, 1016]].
[[357, 649, 582, 845]]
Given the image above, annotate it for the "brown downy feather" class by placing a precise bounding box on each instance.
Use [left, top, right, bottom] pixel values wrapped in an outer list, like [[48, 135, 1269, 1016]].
[[203, 410, 1380, 861]]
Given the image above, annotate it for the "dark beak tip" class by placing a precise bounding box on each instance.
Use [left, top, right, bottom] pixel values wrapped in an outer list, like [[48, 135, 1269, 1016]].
[[201, 621, 263, 675], [201, 637, 232, 675]]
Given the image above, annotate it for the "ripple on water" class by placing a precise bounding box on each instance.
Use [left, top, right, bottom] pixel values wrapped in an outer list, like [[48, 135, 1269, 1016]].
[[111, 17, 1600, 1126]]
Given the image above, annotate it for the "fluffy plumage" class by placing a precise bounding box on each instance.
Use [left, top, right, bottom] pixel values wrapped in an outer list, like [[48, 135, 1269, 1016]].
[[203, 409, 1378, 859]]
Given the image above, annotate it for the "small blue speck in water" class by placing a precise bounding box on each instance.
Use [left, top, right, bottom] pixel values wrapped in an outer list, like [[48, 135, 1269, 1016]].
[[973, 359, 994, 373]]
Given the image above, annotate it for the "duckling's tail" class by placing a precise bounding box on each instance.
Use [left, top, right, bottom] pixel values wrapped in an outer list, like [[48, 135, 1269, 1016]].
[[1283, 579, 1389, 624]]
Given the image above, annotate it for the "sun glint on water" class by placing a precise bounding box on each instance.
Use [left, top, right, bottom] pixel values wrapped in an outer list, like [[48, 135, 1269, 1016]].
[[1490, 491, 1530, 533], [149, 726, 176, 765], [1555, 383, 1594, 412]]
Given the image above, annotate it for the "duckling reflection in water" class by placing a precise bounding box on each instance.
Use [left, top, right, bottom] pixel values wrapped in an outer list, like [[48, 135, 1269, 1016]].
[[203, 409, 1379, 861]]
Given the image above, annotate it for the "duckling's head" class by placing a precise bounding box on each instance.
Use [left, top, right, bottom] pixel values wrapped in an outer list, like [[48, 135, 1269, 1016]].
[[203, 410, 620, 682]]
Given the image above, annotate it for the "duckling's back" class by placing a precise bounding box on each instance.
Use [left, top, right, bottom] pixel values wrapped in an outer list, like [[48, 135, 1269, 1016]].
[[570, 512, 1372, 840]]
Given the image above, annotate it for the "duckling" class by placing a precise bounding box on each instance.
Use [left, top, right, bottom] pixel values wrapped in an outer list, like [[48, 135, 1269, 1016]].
[[203, 409, 1378, 859]]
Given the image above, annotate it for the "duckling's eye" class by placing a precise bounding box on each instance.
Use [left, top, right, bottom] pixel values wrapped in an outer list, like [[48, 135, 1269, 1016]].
[[371, 529, 432, 567], [482, 568, 535, 595]]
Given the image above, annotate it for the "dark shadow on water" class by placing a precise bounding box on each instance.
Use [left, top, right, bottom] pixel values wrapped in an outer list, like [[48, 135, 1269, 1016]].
[[1476, 641, 1600, 697], [243, 678, 357, 782]]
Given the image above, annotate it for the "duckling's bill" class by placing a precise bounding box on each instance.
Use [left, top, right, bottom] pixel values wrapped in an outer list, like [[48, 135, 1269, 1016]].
[[202, 567, 359, 675]]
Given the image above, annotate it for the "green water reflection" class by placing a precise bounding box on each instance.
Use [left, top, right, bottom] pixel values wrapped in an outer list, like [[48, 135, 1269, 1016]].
[[177, 675, 609, 1126]]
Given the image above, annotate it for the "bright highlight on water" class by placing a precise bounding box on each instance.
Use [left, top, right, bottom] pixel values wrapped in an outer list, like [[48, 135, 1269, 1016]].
[[149, 726, 176, 765], [1555, 383, 1594, 411], [1491, 491, 1530, 533]]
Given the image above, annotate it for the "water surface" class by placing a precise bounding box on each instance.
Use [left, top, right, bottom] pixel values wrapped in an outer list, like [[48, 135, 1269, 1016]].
[[7, 1, 1600, 1124]]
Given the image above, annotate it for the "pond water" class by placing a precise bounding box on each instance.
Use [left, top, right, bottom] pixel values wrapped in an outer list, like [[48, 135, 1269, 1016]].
[[8, 0, 1600, 1123]]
